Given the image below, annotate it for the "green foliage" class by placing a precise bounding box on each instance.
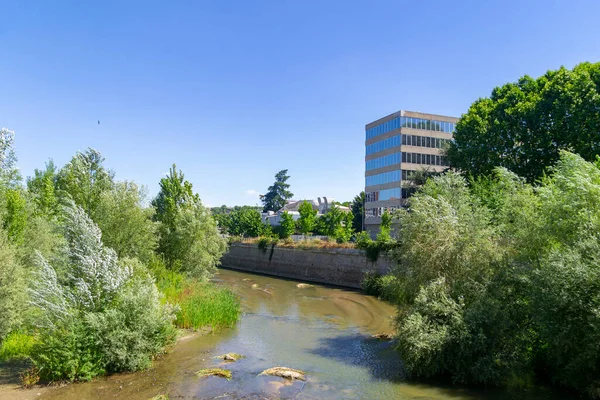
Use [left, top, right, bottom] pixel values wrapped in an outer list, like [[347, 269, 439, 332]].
[[154, 265, 240, 330], [0, 128, 21, 186], [297, 201, 317, 235], [56, 148, 115, 217], [95, 181, 157, 262], [351, 192, 365, 232], [448, 62, 600, 182], [377, 210, 392, 243], [334, 210, 354, 243], [0, 332, 36, 361], [157, 198, 226, 279], [0, 228, 25, 341], [152, 165, 225, 278], [389, 152, 600, 395], [84, 274, 177, 372], [32, 318, 105, 382], [3, 189, 28, 244], [152, 164, 196, 227], [261, 169, 293, 212], [278, 211, 295, 239], [225, 207, 264, 237], [361, 272, 401, 303], [355, 231, 392, 262], [27, 160, 59, 217], [29, 202, 176, 382]]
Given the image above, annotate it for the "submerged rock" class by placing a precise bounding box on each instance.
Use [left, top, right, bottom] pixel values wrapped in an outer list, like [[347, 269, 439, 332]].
[[251, 283, 260, 289], [195, 368, 232, 380], [214, 353, 245, 362], [296, 283, 314, 288], [259, 367, 307, 381], [371, 333, 393, 340], [149, 396, 169, 400]]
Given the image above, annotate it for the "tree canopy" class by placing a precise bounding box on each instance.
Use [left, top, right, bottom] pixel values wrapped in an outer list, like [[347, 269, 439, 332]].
[[261, 169, 293, 212], [447, 62, 600, 182]]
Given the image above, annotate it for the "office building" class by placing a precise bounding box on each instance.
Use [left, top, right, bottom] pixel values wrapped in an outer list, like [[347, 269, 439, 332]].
[[364, 110, 459, 236]]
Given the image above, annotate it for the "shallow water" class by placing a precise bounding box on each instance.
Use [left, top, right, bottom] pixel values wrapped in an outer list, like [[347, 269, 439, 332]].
[[31, 268, 574, 399]]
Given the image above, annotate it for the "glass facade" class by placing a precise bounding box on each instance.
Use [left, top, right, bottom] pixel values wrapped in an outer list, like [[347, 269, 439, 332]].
[[365, 188, 401, 203], [366, 116, 455, 140], [365, 152, 401, 171], [402, 152, 449, 166], [366, 135, 401, 155], [365, 170, 401, 187], [365, 206, 399, 218], [402, 134, 451, 149]]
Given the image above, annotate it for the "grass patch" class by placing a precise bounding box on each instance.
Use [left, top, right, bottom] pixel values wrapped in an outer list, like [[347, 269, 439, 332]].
[[0, 332, 36, 361], [149, 259, 241, 331], [195, 368, 232, 380]]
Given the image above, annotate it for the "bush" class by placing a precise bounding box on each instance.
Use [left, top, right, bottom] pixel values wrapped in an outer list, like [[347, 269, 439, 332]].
[[32, 319, 105, 382], [0, 332, 36, 361], [0, 228, 25, 341], [28, 202, 176, 382]]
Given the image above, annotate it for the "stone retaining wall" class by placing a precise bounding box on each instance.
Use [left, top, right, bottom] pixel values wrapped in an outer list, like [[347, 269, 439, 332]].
[[220, 243, 393, 289]]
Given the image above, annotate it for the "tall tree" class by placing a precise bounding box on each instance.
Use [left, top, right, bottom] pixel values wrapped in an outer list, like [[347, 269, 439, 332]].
[[261, 169, 293, 212], [152, 164, 225, 277], [0, 128, 21, 186], [447, 62, 600, 182], [56, 148, 115, 217], [27, 160, 59, 217], [278, 211, 295, 239], [94, 181, 157, 263], [297, 201, 317, 235], [350, 192, 365, 232]]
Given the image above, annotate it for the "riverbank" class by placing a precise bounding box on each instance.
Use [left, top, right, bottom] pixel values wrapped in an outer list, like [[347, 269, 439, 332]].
[[221, 242, 392, 288], [0, 268, 578, 400]]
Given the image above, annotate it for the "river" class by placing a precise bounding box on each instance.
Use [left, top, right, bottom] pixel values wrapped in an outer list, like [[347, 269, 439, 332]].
[[3, 268, 576, 399]]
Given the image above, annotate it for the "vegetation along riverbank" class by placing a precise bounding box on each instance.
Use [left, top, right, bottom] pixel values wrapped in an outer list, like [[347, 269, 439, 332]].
[[0, 142, 240, 386]]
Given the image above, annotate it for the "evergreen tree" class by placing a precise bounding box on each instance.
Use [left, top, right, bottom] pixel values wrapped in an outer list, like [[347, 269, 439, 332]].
[[261, 169, 293, 212]]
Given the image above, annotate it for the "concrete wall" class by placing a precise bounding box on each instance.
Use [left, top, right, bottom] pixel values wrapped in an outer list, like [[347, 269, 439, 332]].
[[220, 243, 393, 289]]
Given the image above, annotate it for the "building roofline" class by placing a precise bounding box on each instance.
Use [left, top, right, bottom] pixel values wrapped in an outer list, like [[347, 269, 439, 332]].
[[365, 110, 459, 129]]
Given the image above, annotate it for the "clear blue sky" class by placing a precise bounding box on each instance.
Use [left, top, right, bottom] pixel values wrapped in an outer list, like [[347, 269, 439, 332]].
[[1, 1, 599, 207]]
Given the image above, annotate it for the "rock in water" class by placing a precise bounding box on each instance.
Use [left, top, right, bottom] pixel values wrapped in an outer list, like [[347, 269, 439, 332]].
[[296, 283, 314, 288], [214, 353, 245, 362], [259, 367, 306, 381], [371, 333, 393, 340]]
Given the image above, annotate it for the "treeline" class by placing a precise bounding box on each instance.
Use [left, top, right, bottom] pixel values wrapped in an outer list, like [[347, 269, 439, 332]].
[[382, 62, 600, 398], [0, 139, 237, 384], [386, 152, 600, 396], [214, 202, 355, 242]]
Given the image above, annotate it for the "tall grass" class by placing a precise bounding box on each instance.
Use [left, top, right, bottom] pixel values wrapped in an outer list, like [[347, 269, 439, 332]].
[[150, 258, 240, 330], [0, 332, 36, 361]]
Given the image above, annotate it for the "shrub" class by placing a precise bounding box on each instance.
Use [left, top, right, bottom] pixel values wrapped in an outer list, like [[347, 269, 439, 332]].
[[0, 332, 36, 361], [28, 202, 176, 382], [0, 228, 25, 341]]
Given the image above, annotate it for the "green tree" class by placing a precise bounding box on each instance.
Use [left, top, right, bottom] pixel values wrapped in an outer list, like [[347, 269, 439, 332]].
[[27, 160, 59, 217], [297, 201, 317, 235], [227, 207, 263, 237], [376, 210, 392, 243], [152, 165, 225, 276], [278, 211, 295, 239], [94, 182, 157, 263], [447, 62, 600, 182], [334, 210, 354, 243], [0, 226, 25, 341], [0, 128, 21, 187], [56, 148, 115, 217], [317, 206, 346, 238], [261, 169, 293, 212], [152, 164, 196, 227], [158, 199, 227, 279], [351, 192, 365, 232], [3, 189, 28, 245]]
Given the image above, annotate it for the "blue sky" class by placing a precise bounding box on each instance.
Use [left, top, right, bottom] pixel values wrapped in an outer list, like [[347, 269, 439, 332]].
[[1, 1, 599, 207]]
